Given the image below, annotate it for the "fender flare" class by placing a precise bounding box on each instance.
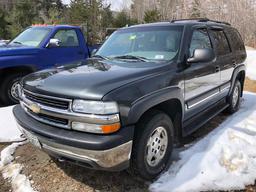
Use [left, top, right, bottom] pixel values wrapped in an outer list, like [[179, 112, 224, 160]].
[[228, 64, 246, 97], [127, 86, 184, 125]]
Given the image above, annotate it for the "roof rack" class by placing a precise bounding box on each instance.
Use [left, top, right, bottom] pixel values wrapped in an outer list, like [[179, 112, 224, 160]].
[[171, 18, 231, 25], [208, 19, 231, 26]]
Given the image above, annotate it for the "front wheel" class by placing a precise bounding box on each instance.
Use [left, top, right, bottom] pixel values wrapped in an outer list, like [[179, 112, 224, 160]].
[[130, 110, 174, 180], [0, 73, 24, 105]]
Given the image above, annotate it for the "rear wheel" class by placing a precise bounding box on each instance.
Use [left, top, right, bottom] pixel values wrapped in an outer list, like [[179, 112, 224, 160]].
[[226, 80, 241, 114], [130, 110, 174, 180], [0, 73, 25, 105]]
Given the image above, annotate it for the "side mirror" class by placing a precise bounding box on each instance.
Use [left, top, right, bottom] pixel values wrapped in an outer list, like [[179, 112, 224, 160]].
[[187, 48, 215, 63], [47, 39, 61, 48]]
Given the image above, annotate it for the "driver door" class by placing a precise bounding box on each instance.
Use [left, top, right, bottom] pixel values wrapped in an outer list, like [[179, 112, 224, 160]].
[[184, 27, 220, 121], [44, 29, 86, 67]]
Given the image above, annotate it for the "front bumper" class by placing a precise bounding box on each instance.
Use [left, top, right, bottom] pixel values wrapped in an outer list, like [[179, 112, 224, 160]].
[[13, 105, 134, 171]]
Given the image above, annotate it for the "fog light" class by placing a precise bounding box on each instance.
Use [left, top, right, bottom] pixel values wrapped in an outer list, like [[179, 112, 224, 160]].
[[72, 122, 120, 134]]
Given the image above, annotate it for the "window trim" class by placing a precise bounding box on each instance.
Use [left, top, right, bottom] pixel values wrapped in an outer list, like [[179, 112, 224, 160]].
[[209, 29, 232, 56], [188, 27, 213, 58], [50, 29, 80, 48]]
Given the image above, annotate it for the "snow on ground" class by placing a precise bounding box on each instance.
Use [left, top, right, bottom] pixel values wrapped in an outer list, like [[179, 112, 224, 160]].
[[0, 106, 22, 142], [151, 92, 256, 192], [246, 49, 256, 80], [0, 141, 36, 192]]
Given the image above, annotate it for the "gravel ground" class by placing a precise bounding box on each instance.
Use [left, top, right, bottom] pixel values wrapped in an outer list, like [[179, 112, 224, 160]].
[[0, 78, 256, 192]]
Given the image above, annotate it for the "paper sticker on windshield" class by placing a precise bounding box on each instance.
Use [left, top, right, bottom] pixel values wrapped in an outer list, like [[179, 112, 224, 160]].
[[129, 35, 137, 40], [155, 55, 164, 59]]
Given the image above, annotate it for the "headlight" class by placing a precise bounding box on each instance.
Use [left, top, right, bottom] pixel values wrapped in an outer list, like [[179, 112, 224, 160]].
[[72, 100, 119, 114], [72, 100, 120, 134]]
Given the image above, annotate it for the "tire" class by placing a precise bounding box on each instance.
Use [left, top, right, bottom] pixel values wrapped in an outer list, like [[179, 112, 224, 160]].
[[226, 80, 241, 114], [0, 73, 25, 105], [129, 110, 174, 180]]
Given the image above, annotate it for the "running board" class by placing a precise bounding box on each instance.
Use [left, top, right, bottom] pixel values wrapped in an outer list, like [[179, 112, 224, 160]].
[[183, 99, 229, 136]]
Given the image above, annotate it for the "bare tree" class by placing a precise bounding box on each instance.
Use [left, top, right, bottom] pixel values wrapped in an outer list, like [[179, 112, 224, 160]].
[[130, 0, 256, 46]]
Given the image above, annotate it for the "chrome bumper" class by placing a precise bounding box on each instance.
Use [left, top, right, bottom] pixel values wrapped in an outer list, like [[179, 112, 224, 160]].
[[18, 124, 133, 169]]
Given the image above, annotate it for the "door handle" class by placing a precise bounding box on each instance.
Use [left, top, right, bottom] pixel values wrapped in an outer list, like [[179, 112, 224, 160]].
[[215, 66, 220, 73]]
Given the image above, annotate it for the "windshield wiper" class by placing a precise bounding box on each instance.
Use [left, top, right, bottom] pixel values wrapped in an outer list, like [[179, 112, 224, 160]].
[[113, 55, 148, 62], [12, 41, 23, 45], [91, 54, 108, 60]]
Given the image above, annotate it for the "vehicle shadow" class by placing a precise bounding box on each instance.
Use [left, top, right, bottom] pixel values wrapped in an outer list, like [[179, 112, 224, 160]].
[[53, 159, 149, 192], [164, 111, 229, 171]]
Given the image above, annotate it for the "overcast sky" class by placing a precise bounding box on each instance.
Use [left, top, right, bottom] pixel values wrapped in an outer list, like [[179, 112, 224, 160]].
[[61, 0, 132, 11]]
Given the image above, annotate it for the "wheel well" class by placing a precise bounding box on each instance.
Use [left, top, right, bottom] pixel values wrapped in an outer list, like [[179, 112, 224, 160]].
[[236, 70, 245, 96], [0, 66, 35, 84], [137, 99, 183, 144]]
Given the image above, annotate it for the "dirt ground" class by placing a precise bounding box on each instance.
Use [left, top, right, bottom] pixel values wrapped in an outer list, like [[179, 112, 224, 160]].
[[0, 78, 256, 192], [0, 144, 12, 192]]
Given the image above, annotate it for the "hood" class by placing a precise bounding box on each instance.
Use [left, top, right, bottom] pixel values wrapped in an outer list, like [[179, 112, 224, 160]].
[[22, 59, 171, 100], [0, 44, 39, 56]]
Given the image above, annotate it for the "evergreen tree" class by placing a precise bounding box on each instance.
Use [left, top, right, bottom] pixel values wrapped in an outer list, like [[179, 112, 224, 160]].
[[114, 11, 138, 28], [144, 9, 161, 23], [101, 4, 114, 29], [0, 8, 9, 39], [7, 0, 38, 37], [37, 0, 64, 23], [69, 0, 88, 25]]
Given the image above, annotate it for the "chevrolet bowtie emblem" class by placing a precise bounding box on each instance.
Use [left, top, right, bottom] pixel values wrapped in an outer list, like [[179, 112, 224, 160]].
[[29, 103, 41, 114]]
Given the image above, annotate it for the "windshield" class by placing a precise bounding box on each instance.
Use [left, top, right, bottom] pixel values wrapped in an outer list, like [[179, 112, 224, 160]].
[[96, 26, 183, 61], [9, 27, 51, 47]]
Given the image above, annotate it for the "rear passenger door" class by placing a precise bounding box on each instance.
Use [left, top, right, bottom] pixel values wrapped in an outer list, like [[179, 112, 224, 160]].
[[208, 28, 233, 90], [184, 27, 220, 120]]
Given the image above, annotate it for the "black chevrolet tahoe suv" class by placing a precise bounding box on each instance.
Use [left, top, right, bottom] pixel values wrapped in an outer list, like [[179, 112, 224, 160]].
[[13, 18, 246, 180]]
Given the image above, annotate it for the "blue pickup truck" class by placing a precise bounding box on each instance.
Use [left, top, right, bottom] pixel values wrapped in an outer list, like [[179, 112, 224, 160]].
[[0, 25, 92, 105]]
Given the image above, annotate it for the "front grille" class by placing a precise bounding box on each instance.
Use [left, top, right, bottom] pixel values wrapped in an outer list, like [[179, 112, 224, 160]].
[[27, 108, 68, 126], [22, 89, 72, 129], [24, 90, 69, 110]]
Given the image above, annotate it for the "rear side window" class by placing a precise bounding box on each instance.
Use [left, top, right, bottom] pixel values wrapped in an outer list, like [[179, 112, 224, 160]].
[[189, 29, 212, 57], [210, 30, 231, 56], [226, 29, 245, 52]]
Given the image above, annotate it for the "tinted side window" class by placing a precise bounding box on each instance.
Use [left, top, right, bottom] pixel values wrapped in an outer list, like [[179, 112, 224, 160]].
[[226, 29, 245, 52], [189, 29, 212, 57], [53, 29, 79, 47], [210, 30, 231, 56]]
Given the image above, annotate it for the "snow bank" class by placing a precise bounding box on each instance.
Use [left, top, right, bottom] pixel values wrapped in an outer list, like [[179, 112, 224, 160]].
[[0, 106, 22, 142], [246, 50, 256, 80], [151, 92, 256, 192], [0, 141, 36, 192]]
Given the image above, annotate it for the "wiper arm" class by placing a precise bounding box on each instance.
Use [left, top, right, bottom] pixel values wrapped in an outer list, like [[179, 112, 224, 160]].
[[113, 55, 148, 62], [12, 41, 23, 45], [91, 54, 108, 60]]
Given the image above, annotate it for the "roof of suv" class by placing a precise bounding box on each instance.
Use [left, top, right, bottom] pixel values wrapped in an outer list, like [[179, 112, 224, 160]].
[[31, 25, 80, 29], [127, 18, 231, 29]]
